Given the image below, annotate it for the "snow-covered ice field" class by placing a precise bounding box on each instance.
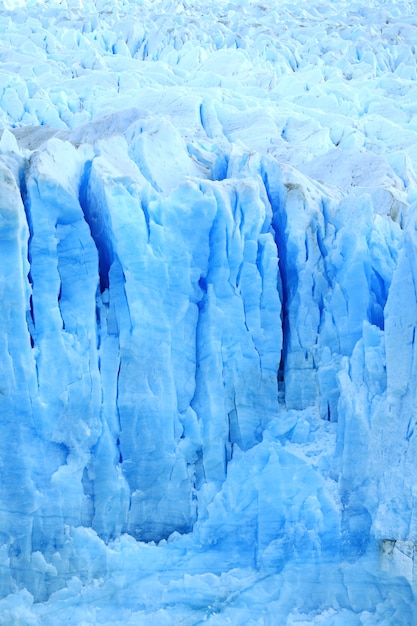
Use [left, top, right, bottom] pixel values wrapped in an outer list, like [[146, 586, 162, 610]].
[[1, 0, 417, 623]]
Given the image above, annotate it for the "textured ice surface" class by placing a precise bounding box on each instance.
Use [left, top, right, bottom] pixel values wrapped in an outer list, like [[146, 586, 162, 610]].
[[0, 0, 417, 623]]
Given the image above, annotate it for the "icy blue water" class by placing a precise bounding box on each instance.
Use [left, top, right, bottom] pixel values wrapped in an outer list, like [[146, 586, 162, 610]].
[[0, 0, 417, 623]]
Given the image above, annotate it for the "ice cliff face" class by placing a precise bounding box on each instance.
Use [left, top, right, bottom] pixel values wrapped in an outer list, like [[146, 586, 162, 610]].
[[0, 0, 417, 623], [2, 124, 283, 550]]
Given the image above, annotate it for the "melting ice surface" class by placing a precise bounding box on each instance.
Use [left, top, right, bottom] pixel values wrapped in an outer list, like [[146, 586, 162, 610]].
[[0, 0, 417, 622]]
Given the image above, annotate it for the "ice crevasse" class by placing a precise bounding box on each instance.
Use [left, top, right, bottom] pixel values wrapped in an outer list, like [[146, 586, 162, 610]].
[[0, 0, 417, 623]]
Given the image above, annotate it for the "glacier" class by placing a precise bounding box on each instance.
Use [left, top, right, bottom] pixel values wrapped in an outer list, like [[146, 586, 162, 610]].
[[0, 0, 417, 623]]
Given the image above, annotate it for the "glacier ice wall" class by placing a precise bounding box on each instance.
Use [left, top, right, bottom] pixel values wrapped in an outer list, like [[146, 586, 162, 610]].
[[0, 127, 285, 587], [0, 0, 417, 622]]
